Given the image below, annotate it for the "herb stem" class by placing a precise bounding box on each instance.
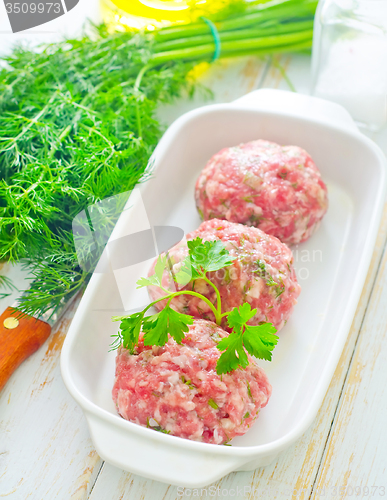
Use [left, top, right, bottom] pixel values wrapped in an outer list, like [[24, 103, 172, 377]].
[[144, 289, 220, 324], [3, 90, 58, 150], [201, 274, 222, 322], [134, 64, 152, 139]]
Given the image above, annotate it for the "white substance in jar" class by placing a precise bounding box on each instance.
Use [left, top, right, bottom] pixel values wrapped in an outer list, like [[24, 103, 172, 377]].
[[314, 35, 387, 128]]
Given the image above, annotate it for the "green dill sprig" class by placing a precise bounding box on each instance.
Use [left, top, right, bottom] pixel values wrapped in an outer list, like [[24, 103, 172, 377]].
[[0, 26, 195, 316], [0, 274, 18, 299], [111, 238, 278, 374]]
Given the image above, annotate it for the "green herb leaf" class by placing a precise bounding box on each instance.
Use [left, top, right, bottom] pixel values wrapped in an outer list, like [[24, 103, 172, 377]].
[[143, 305, 193, 346], [208, 398, 219, 409], [112, 312, 144, 351], [216, 332, 249, 374], [137, 255, 167, 288], [174, 237, 235, 285], [243, 323, 279, 361], [247, 381, 253, 400], [174, 255, 201, 286], [146, 417, 170, 434], [0, 274, 18, 299], [254, 259, 285, 298], [216, 304, 278, 373], [227, 302, 257, 333], [190, 237, 235, 273], [181, 375, 196, 389]]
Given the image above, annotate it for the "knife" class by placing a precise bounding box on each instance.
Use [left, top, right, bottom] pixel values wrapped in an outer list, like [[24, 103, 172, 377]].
[[0, 292, 79, 392]]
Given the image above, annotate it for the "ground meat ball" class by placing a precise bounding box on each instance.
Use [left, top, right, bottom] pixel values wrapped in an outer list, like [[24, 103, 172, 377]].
[[148, 219, 301, 332], [195, 139, 328, 245], [112, 319, 271, 444]]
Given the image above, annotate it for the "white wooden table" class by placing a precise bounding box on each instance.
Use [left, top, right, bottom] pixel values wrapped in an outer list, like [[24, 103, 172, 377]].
[[1, 9, 387, 500]]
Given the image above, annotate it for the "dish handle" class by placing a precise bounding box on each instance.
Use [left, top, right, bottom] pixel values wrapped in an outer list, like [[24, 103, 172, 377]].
[[231, 89, 359, 132], [85, 413, 249, 488]]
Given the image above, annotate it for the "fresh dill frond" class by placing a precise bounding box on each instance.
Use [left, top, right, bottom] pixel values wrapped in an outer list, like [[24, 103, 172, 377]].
[[0, 26, 195, 316], [0, 274, 18, 299]]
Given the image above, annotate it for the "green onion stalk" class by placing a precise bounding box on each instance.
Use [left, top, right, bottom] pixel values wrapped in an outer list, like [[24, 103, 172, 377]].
[[150, 0, 317, 65]]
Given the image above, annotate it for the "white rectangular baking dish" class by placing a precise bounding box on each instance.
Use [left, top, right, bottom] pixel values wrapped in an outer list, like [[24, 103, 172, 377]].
[[60, 89, 386, 488]]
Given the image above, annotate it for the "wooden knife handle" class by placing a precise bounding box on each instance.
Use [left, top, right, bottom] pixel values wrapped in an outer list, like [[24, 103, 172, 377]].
[[0, 307, 51, 392]]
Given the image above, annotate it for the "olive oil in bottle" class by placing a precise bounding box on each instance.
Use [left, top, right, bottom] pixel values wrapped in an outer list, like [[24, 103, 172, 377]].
[[100, 0, 240, 31]]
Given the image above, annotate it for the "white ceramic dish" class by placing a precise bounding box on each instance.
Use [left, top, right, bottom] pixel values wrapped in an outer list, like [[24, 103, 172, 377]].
[[61, 89, 386, 488]]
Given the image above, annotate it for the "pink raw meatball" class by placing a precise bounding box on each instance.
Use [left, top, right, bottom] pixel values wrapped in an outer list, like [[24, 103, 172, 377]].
[[195, 139, 328, 245], [112, 319, 271, 444], [148, 219, 301, 333]]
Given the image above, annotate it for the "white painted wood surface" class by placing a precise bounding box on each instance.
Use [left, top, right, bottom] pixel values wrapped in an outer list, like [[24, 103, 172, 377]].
[[1, 12, 387, 500], [0, 295, 103, 499]]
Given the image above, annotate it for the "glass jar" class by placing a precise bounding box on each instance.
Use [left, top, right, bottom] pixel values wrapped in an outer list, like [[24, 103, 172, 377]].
[[311, 0, 387, 130]]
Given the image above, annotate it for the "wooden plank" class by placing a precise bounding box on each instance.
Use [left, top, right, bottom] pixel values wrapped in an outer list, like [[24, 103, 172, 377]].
[[0, 296, 103, 499], [87, 201, 387, 500], [311, 226, 387, 496]]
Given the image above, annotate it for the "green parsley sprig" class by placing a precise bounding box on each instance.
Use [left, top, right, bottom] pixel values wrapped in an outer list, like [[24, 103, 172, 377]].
[[111, 238, 279, 374]]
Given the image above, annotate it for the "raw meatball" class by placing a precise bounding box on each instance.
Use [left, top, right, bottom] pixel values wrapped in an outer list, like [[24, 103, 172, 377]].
[[195, 139, 328, 245], [112, 319, 271, 444], [148, 219, 301, 332]]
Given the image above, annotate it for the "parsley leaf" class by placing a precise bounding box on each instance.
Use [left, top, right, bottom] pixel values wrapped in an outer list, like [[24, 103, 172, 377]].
[[174, 237, 235, 285], [216, 332, 249, 374], [243, 323, 279, 361], [112, 312, 144, 352], [227, 302, 257, 332], [174, 255, 201, 286], [143, 306, 193, 346], [190, 238, 235, 273], [216, 304, 278, 374], [136, 255, 167, 289]]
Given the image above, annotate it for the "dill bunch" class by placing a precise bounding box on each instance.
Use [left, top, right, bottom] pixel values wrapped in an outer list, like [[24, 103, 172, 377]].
[[0, 26, 195, 317]]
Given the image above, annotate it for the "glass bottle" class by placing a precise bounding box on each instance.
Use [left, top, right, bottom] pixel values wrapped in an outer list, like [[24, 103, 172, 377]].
[[100, 0, 240, 31], [311, 0, 387, 130]]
